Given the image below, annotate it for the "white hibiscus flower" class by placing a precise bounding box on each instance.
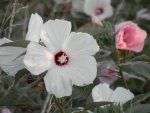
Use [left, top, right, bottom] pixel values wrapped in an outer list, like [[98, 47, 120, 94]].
[[0, 13, 43, 75], [92, 83, 134, 104], [84, 0, 113, 20], [23, 19, 99, 97]]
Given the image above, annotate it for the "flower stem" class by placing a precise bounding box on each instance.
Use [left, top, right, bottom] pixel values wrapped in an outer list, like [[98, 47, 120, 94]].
[[53, 96, 65, 113], [119, 66, 128, 89], [41, 94, 51, 113]]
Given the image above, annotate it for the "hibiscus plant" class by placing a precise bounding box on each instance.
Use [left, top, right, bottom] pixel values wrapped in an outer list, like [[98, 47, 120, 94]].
[[0, 0, 150, 113]]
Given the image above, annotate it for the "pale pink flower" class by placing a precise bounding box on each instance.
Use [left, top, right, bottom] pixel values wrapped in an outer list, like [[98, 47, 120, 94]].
[[115, 21, 147, 52]]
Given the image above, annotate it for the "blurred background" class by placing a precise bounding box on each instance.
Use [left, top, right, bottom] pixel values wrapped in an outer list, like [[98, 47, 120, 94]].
[[0, 0, 150, 39]]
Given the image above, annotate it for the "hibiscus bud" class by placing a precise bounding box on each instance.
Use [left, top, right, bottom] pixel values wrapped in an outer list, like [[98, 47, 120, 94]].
[[115, 21, 147, 52]]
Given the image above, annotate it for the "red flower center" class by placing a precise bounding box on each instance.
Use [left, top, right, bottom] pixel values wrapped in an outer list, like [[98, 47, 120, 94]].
[[95, 7, 104, 15], [54, 51, 69, 66]]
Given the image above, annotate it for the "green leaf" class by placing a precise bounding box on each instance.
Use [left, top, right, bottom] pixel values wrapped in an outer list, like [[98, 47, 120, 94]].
[[125, 104, 150, 113], [0, 87, 40, 106], [124, 92, 150, 111], [17, 95, 36, 106], [1, 40, 29, 48], [0, 87, 29, 106], [131, 55, 150, 62], [122, 61, 150, 79], [14, 69, 29, 84], [123, 71, 145, 82]]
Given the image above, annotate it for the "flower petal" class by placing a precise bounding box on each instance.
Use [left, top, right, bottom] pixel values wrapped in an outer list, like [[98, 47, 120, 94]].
[[0, 37, 12, 45], [69, 56, 97, 86], [23, 42, 54, 75], [63, 32, 99, 57], [92, 83, 113, 102], [25, 13, 43, 42], [110, 87, 134, 104], [41, 19, 71, 53], [0, 47, 25, 64], [1, 56, 24, 76], [44, 69, 72, 98], [0, 38, 25, 75]]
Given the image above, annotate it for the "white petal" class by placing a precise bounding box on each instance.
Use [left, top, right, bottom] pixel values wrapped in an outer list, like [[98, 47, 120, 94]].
[[63, 32, 99, 57], [0, 37, 12, 45], [0, 47, 26, 64], [92, 83, 113, 102], [41, 19, 71, 53], [110, 87, 134, 104], [68, 56, 97, 86], [23, 42, 54, 75], [0, 46, 25, 75], [25, 13, 43, 42], [1, 56, 24, 76], [44, 69, 72, 98]]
